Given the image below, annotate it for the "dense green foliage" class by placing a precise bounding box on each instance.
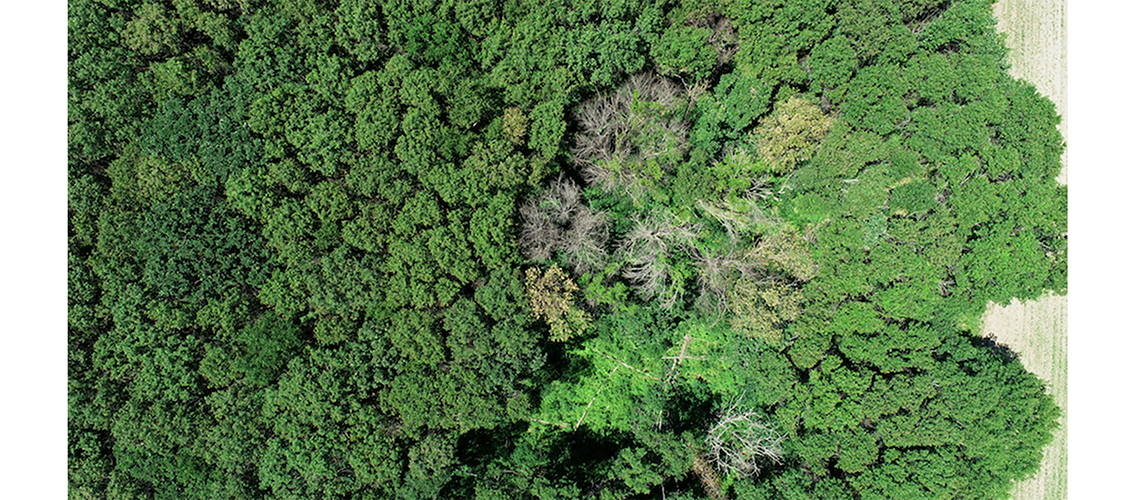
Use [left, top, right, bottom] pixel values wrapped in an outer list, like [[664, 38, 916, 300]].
[[69, 0, 1064, 498]]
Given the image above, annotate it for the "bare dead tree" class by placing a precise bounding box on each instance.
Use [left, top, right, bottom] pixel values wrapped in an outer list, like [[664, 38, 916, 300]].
[[574, 132, 614, 166], [624, 72, 681, 108], [619, 210, 700, 258], [574, 95, 631, 170], [706, 396, 788, 478], [906, 6, 945, 37], [581, 159, 634, 200], [519, 176, 581, 261], [575, 91, 620, 135], [519, 198, 560, 261], [682, 76, 710, 110], [694, 248, 746, 318], [519, 176, 613, 274], [617, 211, 701, 310], [571, 72, 691, 202], [560, 205, 610, 275], [696, 250, 743, 295], [801, 226, 818, 246], [697, 200, 745, 244], [546, 176, 581, 224], [624, 259, 680, 309]]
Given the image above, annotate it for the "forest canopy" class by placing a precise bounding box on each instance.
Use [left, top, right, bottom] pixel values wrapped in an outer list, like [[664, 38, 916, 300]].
[[68, 0, 1065, 498]]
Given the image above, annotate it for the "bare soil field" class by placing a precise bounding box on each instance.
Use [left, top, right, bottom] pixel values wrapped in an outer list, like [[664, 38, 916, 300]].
[[987, 1, 1068, 499]]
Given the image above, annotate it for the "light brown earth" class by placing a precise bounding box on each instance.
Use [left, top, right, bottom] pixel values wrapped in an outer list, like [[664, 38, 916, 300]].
[[986, 1, 1068, 499]]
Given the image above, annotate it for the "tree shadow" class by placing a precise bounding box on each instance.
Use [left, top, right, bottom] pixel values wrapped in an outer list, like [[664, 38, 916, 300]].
[[975, 333, 1020, 363]]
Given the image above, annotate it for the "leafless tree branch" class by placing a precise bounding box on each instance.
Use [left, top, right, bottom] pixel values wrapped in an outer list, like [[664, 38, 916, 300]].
[[518, 176, 611, 273], [706, 395, 788, 477]]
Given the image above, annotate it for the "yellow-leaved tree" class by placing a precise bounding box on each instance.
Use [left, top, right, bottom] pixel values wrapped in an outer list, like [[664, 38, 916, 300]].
[[525, 265, 592, 342], [751, 95, 833, 174]]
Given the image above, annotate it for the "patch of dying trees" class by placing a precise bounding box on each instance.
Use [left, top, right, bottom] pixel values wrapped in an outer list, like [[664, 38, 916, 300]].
[[519, 73, 831, 345], [572, 72, 691, 202]]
